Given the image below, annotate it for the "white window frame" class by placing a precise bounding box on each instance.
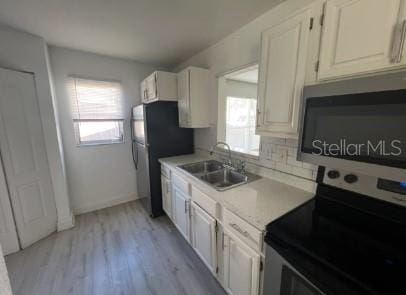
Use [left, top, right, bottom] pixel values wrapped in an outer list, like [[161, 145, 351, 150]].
[[68, 76, 125, 147], [217, 63, 261, 159], [73, 119, 125, 146]]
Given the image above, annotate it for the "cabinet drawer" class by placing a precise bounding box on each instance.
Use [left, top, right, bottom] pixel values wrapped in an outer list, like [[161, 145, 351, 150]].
[[224, 209, 262, 252], [172, 172, 190, 196], [161, 164, 171, 179], [191, 186, 217, 217]]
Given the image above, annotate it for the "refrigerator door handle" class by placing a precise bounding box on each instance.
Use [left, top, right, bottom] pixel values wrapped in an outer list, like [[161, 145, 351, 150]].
[[132, 142, 139, 169]]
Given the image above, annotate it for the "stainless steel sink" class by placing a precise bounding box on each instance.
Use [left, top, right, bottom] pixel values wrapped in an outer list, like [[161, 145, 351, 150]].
[[199, 168, 247, 190], [179, 160, 224, 175], [178, 160, 260, 191]]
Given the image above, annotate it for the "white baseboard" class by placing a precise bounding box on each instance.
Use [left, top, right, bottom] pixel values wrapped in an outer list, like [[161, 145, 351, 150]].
[[73, 193, 139, 215], [57, 212, 75, 232]]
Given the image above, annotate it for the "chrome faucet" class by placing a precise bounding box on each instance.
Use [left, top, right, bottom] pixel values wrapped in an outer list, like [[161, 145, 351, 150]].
[[210, 142, 232, 166]]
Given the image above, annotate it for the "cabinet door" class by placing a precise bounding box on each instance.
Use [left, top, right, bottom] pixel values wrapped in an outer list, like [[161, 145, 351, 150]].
[[140, 80, 148, 103], [146, 73, 157, 100], [257, 9, 312, 137], [223, 232, 260, 295], [172, 185, 190, 243], [161, 175, 172, 219], [191, 202, 217, 273], [318, 0, 403, 80], [177, 69, 190, 127]]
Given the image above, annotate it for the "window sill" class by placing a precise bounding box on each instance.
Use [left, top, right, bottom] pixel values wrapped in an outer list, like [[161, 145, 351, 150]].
[[76, 140, 125, 147]]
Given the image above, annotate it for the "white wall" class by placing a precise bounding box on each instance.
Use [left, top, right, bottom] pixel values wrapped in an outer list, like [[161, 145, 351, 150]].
[[226, 80, 257, 98], [49, 46, 159, 214], [175, 0, 318, 187], [0, 25, 73, 231]]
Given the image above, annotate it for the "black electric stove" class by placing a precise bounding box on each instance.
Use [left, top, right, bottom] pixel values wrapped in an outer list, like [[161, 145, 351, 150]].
[[265, 183, 406, 295]]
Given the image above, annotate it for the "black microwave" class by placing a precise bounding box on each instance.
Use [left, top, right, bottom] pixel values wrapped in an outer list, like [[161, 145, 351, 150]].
[[298, 72, 406, 182]]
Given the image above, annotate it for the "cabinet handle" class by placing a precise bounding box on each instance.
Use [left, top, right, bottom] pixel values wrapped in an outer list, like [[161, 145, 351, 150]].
[[229, 223, 257, 244], [256, 109, 261, 128], [184, 200, 187, 213], [154, 73, 158, 98], [393, 20, 406, 63]]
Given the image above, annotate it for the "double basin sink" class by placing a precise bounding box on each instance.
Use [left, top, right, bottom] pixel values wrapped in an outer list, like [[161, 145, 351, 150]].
[[178, 160, 260, 191]]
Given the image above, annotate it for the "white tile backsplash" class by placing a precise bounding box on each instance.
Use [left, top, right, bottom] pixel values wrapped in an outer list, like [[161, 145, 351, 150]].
[[258, 137, 317, 181], [198, 136, 318, 182]]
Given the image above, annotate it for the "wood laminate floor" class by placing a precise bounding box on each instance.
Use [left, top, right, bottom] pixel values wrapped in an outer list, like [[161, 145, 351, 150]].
[[5, 201, 226, 295]]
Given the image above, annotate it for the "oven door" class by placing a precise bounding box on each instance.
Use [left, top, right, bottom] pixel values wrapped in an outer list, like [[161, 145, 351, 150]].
[[263, 246, 325, 295]]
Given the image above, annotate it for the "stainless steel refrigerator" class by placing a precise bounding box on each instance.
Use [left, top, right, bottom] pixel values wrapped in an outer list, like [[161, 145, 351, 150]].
[[131, 101, 194, 217]]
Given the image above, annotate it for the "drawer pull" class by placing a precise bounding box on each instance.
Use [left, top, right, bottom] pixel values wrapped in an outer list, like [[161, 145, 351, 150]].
[[229, 223, 257, 245]]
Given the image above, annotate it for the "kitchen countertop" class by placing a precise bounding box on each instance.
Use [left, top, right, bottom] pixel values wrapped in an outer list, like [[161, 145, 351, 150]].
[[159, 154, 315, 230]]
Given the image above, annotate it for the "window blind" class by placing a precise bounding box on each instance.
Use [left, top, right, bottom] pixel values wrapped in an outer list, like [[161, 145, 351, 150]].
[[68, 77, 124, 120]]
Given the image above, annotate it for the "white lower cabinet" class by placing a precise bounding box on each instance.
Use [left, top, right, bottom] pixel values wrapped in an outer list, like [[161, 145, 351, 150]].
[[162, 166, 263, 295], [172, 184, 191, 243], [161, 174, 172, 219], [222, 231, 261, 295], [191, 202, 217, 273]]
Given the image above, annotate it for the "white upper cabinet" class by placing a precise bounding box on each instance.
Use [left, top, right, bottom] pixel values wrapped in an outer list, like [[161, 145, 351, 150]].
[[140, 71, 177, 103], [177, 67, 210, 128], [257, 9, 314, 138], [318, 0, 406, 80]]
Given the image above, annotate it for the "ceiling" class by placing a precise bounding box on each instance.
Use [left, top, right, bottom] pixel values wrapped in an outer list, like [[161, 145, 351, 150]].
[[0, 0, 285, 67]]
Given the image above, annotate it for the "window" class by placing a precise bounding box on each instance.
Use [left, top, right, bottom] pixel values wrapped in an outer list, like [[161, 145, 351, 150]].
[[68, 77, 124, 146], [226, 96, 260, 155], [217, 64, 261, 156]]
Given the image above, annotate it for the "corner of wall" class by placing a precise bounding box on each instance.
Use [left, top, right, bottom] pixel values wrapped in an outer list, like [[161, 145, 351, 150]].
[[44, 43, 75, 229]]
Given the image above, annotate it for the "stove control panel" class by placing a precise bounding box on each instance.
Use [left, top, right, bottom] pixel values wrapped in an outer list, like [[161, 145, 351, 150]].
[[344, 174, 358, 184], [327, 170, 340, 179], [323, 167, 406, 207]]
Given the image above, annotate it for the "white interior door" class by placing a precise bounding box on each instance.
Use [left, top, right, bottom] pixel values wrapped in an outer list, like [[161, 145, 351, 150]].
[[0, 156, 19, 255], [0, 67, 57, 250]]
